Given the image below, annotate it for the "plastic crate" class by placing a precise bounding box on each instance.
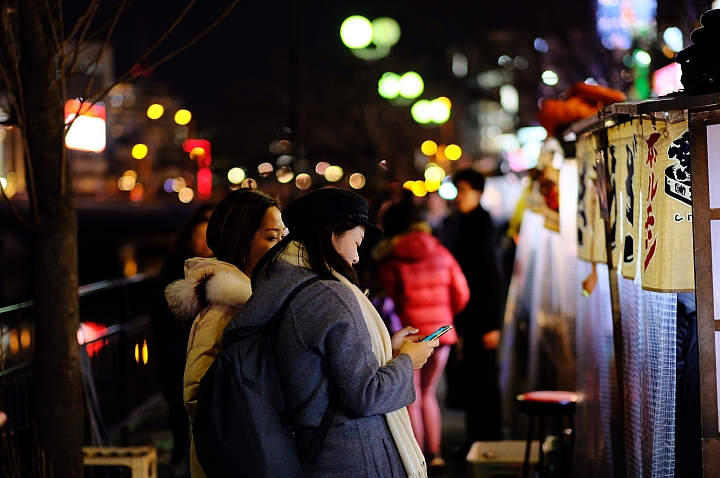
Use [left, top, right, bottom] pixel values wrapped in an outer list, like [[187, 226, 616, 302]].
[[83, 447, 157, 478], [465, 440, 539, 478]]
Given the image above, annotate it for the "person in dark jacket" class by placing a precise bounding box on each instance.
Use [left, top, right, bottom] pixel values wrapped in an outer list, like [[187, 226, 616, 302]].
[[151, 204, 215, 476], [375, 198, 469, 470], [442, 168, 507, 444], [224, 188, 439, 477]]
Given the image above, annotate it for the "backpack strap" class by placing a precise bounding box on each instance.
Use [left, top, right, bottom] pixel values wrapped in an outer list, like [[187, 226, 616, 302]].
[[301, 381, 339, 476], [267, 275, 340, 477]]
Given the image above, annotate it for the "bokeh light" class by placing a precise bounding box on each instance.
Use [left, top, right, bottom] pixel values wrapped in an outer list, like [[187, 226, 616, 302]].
[[147, 104, 164, 120], [429, 99, 451, 123], [163, 178, 174, 192], [324, 165, 344, 182], [663, 27, 683, 53], [437, 97, 452, 108], [439, 181, 458, 200], [340, 16, 373, 49], [398, 72, 424, 99], [174, 109, 192, 125], [295, 173, 312, 190], [118, 171, 137, 191], [541, 70, 559, 86], [277, 155, 294, 167], [421, 140, 438, 156], [258, 162, 274, 177], [131, 144, 148, 160], [425, 180, 441, 192], [403, 181, 414, 190], [411, 180, 427, 197], [445, 144, 462, 160], [534, 38, 549, 53], [424, 165, 445, 182], [499, 85, 519, 114], [129, 183, 144, 201], [349, 173, 366, 189], [178, 187, 194, 203], [228, 167, 246, 184], [241, 178, 258, 189], [189, 147, 206, 161], [171, 177, 186, 192], [411, 100, 433, 124], [634, 49, 651, 67], [436, 146, 447, 161], [315, 161, 330, 175], [371, 17, 401, 47], [276, 166, 295, 183], [378, 72, 401, 99]]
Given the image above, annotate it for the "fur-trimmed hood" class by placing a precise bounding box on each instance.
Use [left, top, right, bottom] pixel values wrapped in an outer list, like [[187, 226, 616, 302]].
[[164, 257, 251, 325]]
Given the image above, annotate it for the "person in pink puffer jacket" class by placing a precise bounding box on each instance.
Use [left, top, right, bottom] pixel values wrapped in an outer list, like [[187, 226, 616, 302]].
[[375, 198, 469, 471]]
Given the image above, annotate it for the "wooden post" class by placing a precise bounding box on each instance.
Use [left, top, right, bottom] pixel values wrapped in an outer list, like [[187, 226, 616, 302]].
[[597, 126, 628, 476], [688, 108, 720, 475]]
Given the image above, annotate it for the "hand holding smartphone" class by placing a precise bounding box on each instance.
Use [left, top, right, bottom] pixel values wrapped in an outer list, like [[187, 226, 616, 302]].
[[422, 325, 452, 342]]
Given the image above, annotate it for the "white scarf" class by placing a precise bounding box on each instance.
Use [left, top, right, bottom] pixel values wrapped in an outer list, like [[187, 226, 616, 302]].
[[280, 242, 427, 478]]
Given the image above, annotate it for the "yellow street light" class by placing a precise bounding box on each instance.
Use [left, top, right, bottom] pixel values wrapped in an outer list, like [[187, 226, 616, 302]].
[[147, 104, 164, 119], [174, 109, 192, 125]]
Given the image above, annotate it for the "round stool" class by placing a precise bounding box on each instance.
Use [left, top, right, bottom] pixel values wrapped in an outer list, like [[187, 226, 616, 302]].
[[517, 390, 577, 478]]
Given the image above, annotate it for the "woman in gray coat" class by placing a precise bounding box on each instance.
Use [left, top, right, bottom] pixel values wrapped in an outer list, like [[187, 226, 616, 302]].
[[224, 188, 438, 477]]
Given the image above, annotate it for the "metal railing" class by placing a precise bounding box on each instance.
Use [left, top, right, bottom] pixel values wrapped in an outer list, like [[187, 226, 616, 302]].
[[0, 270, 162, 446]]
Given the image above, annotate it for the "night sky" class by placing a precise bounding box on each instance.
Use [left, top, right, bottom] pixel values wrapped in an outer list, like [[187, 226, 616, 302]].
[[105, 0, 599, 176]]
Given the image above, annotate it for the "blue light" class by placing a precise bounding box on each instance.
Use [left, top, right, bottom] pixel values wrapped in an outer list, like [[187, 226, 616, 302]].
[[663, 27, 683, 52], [438, 182, 457, 200], [163, 178, 174, 193], [533, 38, 549, 53], [596, 0, 656, 51]]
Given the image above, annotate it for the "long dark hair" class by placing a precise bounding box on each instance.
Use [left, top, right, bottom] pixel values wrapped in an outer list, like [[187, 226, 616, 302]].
[[252, 220, 359, 287], [206, 188, 279, 270]]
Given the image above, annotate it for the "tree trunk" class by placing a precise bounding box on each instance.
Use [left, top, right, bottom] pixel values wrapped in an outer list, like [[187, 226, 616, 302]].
[[18, 0, 84, 475]]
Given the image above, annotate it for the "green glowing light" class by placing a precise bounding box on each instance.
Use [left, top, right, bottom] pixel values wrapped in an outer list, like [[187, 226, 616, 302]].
[[378, 72, 401, 99], [411, 100, 433, 124], [429, 99, 451, 123], [340, 16, 373, 49], [634, 49, 651, 67], [371, 17, 401, 47], [398, 72, 424, 99]]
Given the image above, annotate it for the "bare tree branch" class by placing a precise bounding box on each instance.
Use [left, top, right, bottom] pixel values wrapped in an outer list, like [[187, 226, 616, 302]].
[[64, 0, 102, 48], [66, 0, 102, 75], [144, 0, 241, 71], [73, 0, 138, 46], [0, 1, 39, 225], [82, 0, 127, 100], [84, 0, 240, 107], [41, 0, 62, 56], [125, 0, 199, 74]]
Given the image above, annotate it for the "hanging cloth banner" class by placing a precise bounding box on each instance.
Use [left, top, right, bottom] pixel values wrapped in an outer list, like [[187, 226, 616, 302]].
[[576, 133, 606, 264], [639, 116, 694, 292], [607, 119, 640, 280]]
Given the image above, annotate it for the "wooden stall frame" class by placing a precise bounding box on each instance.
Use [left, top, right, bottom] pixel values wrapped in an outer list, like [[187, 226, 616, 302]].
[[597, 126, 628, 475], [566, 92, 720, 475], [688, 106, 720, 474]]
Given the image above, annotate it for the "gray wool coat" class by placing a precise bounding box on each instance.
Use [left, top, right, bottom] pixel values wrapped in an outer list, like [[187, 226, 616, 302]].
[[224, 258, 416, 477]]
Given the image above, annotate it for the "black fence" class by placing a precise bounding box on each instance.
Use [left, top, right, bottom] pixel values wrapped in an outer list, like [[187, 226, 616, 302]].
[[0, 271, 162, 453]]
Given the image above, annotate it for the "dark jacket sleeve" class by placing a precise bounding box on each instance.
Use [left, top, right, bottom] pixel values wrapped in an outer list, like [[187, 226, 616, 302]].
[[446, 208, 506, 336]]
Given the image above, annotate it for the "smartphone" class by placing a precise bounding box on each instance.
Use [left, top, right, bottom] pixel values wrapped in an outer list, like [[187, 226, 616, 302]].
[[422, 325, 453, 342]]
